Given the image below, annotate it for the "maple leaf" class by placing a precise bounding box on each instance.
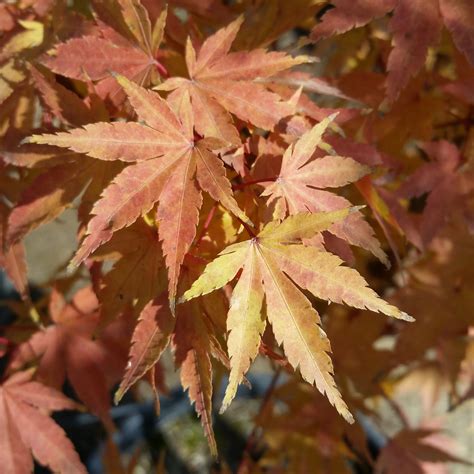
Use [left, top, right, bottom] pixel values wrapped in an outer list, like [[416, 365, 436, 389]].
[[28, 64, 107, 127], [182, 209, 412, 422], [157, 16, 310, 143], [92, 220, 167, 323], [0, 160, 28, 299], [8, 286, 132, 430], [442, 53, 474, 106], [42, 0, 167, 106], [1, 0, 473, 468], [5, 144, 124, 250], [259, 114, 389, 265], [395, 141, 468, 248], [311, 0, 474, 101], [0, 370, 86, 474], [4, 66, 124, 249], [310, 0, 397, 42], [116, 268, 222, 455], [231, 0, 321, 50], [172, 269, 221, 456], [256, 379, 372, 473], [374, 364, 472, 473], [391, 219, 474, 372], [384, 0, 444, 103], [7, 160, 97, 246], [114, 292, 174, 405], [439, 0, 474, 68], [327, 310, 393, 396], [28, 75, 250, 308], [0, 201, 28, 299], [375, 428, 468, 474]]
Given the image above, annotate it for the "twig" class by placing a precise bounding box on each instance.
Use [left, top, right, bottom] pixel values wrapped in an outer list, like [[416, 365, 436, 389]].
[[233, 177, 277, 191]]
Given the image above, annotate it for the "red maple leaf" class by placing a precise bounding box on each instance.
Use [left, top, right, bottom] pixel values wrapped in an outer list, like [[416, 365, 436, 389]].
[[8, 286, 132, 430], [311, 0, 474, 101]]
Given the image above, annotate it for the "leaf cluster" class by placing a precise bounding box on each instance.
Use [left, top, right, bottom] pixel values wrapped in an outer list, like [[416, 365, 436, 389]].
[[0, 0, 473, 472]]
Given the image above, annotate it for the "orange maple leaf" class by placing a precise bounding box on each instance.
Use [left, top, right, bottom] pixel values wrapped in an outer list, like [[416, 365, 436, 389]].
[[42, 1, 167, 106], [28, 75, 250, 308], [157, 16, 311, 142]]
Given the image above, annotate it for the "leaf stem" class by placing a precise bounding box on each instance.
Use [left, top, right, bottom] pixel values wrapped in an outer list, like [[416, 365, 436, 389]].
[[155, 60, 169, 78], [233, 177, 277, 190], [237, 216, 257, 238], [194, 203, 218, 249]]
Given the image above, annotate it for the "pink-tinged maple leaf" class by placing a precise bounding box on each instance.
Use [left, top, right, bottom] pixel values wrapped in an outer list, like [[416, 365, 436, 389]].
[[395, 140, 469, 248], [376, 428, 469, 474], [0, 370, 86, 474], [311, 0, 474, 102], [385, 0, 443, 103], [258, 115, 389, 264], [157, 16, 310, 143], [28, 75, 250, 309], [310, 0, 396, 42], [443, 53, 474, 105], [8, 286, 132, 430], [42, 1, 167, 106], [390, 220, 474, 368], [326, 135, 386, 167], [439, 0, 474, 67]]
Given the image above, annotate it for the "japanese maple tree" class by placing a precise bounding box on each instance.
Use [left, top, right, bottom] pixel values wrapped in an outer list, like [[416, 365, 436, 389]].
[[0, 0, 472, 472]]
